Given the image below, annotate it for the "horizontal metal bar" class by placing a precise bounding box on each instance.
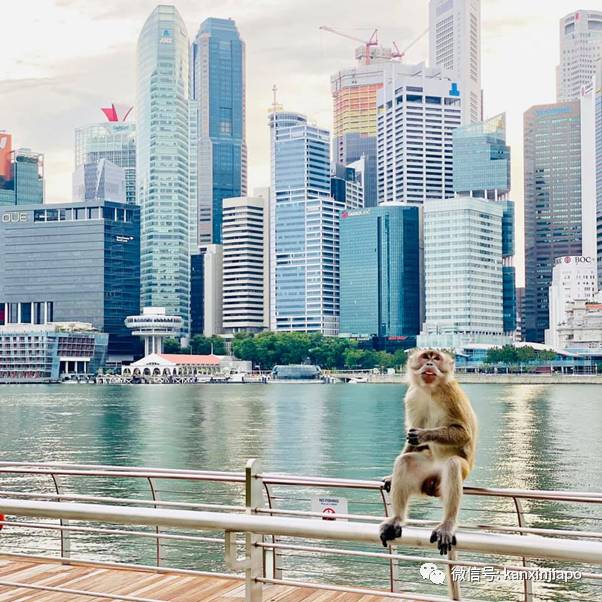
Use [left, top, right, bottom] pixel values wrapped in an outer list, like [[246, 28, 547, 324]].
[[0, 579, 160, 602], [1, 498, 601, 564], [257, 576, 473, 602]]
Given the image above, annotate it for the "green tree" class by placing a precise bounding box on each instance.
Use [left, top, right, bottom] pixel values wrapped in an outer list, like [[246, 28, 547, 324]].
[[163, 338, 182, 354]]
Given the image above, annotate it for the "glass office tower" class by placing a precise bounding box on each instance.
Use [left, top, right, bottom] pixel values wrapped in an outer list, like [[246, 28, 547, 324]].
[[523, 102, 582, 342], [191, 18, 246, 247], [269, 110, 344, 335], [339, 204, 420, 340], [136, 5, 190, 335]]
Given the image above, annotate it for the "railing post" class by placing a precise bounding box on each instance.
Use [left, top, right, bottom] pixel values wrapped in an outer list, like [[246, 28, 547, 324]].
[[380, 487, 400, 593], [50, 473, 70, 563], [513, 496, 534, 602], [446, 548, 461, 600], [262, 482, 282, 581], [147, 477, 161, 567], [245, 459, 263, 602]]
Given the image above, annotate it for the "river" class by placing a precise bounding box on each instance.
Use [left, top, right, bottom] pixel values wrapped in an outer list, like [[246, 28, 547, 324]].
[[0, 383, 600, 600]]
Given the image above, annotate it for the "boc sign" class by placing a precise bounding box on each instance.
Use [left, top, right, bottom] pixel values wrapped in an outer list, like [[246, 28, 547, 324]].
[[310, 495, 348, 521]]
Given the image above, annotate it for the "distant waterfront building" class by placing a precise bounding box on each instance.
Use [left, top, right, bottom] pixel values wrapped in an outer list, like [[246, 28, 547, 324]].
[[523, 101, 582, 343], [190, 253, 204, 336], [557, 9, 602, 102], [222, 192, 269, 333], [330, 160, 364, 210], [137, 5, 190, 335], [452, 113, 516, 334], [203, 244, 223, 336], [0, 323, 108, 384], [429, 0, 482, 124], [124, 307, 183, 356], [580, 61, 602, 282], [330, 46, 394, 207], [377, 62, 462, 204], [269, 109, 344, 335], [191, 18, 246, 246], [545, 255, 598, 348], [418, 197, 510, 348], [556, 299, 602, 353], [75, 106, 136, 204], [339, 203, 420, 341], [72, 159, 126, 203], [0, 134, 44, 206], [0, 201, 140, 360]]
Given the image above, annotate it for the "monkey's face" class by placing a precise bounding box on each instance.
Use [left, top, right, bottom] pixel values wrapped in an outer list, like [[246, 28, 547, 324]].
[[408, 349, 454, 387]]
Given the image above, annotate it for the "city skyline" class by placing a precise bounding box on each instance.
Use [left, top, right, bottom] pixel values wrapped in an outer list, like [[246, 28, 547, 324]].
[[0, 0, 596, 286]]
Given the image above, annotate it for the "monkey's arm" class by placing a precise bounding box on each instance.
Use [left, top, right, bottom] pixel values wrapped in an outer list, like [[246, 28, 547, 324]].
[[407, 424, 470, 447]]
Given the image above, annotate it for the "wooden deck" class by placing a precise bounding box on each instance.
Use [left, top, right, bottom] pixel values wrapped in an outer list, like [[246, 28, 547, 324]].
[[0, 558, 394, 601]]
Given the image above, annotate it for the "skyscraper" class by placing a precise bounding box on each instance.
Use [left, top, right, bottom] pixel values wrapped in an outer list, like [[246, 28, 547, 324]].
[[429, 0, 482, 124], [580, 61, 602, 282], [0, 134, 44, 206], [377, 62, 462, 204], [75, 107, 136, 204], [557, 10, 602, 102], [339, 203, 420, 340], [191, 18, 246, 247], [523, 101, 582, 343], [137, 5, 190, 335], [331, 47, 393, 207], [72, 159, 126, 203], [269, 110, 344, 335], [418, 197, 507, 348], [452, 113, 516, 334]]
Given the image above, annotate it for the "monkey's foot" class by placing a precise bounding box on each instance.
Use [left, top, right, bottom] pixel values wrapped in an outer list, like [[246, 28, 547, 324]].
[[430, 522, 457, 555], [379, 518, 402, 547], [382, 476, 392, 493]]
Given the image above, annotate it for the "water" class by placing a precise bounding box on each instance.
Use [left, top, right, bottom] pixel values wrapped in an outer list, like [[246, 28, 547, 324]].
[[0, 383, 601, 600]]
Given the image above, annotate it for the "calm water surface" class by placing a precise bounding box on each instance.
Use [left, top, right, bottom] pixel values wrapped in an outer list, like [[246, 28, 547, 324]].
[[0, 383, 601, 600]]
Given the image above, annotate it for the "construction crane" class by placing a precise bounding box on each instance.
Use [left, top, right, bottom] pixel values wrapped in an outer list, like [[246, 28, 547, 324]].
[[391, 27, 429, 61], [319, 26, 379, 65]]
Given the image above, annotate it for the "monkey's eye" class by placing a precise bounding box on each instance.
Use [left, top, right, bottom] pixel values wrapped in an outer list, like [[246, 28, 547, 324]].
[[433, 354, 441, 362]]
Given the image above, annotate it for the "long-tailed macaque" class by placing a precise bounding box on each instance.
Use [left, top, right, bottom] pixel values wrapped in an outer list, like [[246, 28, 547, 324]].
[[379, 349, 477, 554]]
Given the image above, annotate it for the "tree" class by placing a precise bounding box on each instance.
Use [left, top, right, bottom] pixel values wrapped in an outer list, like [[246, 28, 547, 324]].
[[163, 338, 182, 354]]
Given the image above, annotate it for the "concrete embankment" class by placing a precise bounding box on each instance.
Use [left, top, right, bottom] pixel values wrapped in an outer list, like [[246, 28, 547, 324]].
[[347, 373, 602, 385]]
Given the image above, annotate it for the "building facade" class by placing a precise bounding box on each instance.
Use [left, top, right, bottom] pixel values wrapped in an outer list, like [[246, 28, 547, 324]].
[[429, 0, 482, 124], [72, 159, 126, 203], [0, 135, 44, 206], [222, 193, 269, 333], [377, 62, 462, 204], [203, 244, 223, 336], [418, 196, 510, 348], [452, 113, 516, 334], [192, 18, 246, 247], [75, 107, 136, 204], [580, 62, 602, 282], [330, 160, 364, 210], [545, 255, 598, 348], [523, 101, 582, 342], [556, 299, 602, 353], [557, 10, 602, 102], [137, 5, 190, 335], [339, 204, 420, 341], [0, 201, 140, 360], [0, 323, 108, 384], [331, 48, 394, 207], [269, 110, 344, 335]]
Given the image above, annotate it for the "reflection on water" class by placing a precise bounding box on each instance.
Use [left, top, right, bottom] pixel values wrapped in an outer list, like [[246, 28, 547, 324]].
[[0, 383, 601, 600]]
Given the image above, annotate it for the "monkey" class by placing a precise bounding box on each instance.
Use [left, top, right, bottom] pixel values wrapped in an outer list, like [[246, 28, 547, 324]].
[[379, 349, 477, 555]]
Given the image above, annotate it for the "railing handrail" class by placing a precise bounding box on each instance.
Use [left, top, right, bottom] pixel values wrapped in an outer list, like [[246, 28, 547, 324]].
[[0, 461, 600, 503], [0, 497, 601, 565]]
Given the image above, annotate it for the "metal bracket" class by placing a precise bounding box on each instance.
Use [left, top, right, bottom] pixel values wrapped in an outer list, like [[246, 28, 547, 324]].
[[224, 530, 250, 571]]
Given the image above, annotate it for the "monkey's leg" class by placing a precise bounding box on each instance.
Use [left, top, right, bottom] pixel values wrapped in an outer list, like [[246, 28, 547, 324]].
[[379, 452, 435, 547], [430, 456, 468, 555]]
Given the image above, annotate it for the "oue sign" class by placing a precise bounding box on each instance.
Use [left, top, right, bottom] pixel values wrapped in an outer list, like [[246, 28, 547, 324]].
[[1, 212, 28, 224]]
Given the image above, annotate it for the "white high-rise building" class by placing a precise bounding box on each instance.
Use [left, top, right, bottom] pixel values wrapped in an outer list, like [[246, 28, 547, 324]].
[[377, 62, 462, 204], [557, 10, 602, 102], [545, 256, 598, 348], [418, 196, 511, 348], [136, 5, 190, 335], [222, 191, 270, 333], [203, 244, 223, 336], [429, 0, 482, 124]]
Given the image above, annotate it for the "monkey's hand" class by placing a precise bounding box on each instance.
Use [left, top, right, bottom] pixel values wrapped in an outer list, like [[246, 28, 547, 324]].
[[406, 428, 428, 446], [430, 521, 457, 555], [382, 475, 392, 493]]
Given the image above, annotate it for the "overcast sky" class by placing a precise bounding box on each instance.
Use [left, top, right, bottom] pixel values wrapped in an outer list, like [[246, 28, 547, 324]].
[[0, 1, 591, 284]]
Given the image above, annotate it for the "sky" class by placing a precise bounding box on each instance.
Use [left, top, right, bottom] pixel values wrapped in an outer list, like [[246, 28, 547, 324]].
[[0, 0, 592, 285]]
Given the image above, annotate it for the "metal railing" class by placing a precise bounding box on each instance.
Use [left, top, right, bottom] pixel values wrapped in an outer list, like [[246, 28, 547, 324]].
[[0, 460, 600, 601]]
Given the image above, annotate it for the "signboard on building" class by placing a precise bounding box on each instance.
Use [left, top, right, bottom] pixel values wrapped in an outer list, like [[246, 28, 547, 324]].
[[0, 133, 12, 181], [310, 495, 348, 521]]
